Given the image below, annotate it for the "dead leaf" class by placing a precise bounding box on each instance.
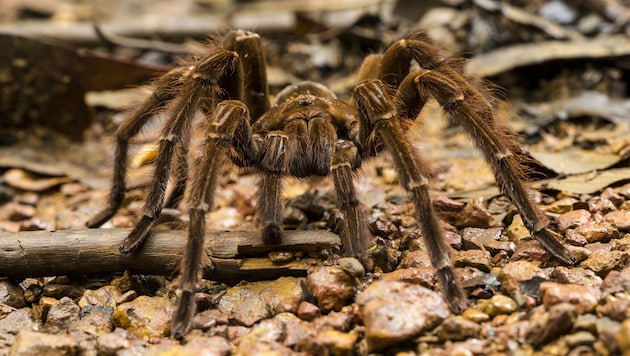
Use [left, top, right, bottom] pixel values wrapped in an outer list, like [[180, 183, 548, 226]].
[[3, 169, 72, 192], [530, 149, 621, 176]]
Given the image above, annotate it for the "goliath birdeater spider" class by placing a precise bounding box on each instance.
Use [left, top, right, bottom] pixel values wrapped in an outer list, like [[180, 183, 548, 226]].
[[87, 30, 574, 338]]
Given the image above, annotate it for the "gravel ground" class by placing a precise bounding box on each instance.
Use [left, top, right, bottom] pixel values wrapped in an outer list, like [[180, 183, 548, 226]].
[[1, 151, 630, 355]]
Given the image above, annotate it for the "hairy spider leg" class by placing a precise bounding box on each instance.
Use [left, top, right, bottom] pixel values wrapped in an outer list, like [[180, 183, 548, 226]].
[[119, 49, 244, 254], [172, 100, 252, 339], [354, 79, 467, 314], [378, 35, 574, 264], [410, 69, 574, 264], [331, 140, 369, 261], [222, 30, 271, 122], [86, 67, 188, 228], [257, 130, 288, 244]]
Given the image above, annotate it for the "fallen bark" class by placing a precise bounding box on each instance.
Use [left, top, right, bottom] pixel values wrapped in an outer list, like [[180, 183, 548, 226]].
[[466, 35, 630, 78], [0, 228, 339, 283]]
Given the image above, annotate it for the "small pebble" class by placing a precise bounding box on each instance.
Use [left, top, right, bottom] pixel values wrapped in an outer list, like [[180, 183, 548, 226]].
[[113, 296, 175, 338], [462, 308, 490, 323], [580, 250, 630, 277], [0, 280, 26, 308], [357, 280, 450, 352], [615, 318, 630, 353], [604, 210, 630, 231], [540, 282, 601, 313], [437, 315, 481, 341], [558, 209, 591, 232], [45, 296, 80, 328], [478, 295, 518, 317], [10, 331, 78, 356], [306, 266, 356, 313], [268, 251, 295, 264]]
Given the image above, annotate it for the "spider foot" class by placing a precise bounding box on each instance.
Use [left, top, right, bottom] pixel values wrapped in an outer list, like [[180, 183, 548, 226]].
[[262, 225, 282, 245], [119, 215, 155, 254], [436, 266, 467, 314], [535, 228, 576, 265], [171, 290, 196, 341], [86, 208, 116, 228]]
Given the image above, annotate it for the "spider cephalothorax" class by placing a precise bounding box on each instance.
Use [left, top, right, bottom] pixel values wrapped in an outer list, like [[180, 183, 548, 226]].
[[87, 30, 574, 338]]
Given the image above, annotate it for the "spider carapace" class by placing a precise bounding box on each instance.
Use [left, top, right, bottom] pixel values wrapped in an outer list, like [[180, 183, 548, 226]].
[[87, 30, 574, 338]]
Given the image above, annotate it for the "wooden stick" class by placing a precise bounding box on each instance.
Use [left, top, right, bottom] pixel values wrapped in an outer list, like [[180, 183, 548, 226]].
[[0, 229, 339, 282]]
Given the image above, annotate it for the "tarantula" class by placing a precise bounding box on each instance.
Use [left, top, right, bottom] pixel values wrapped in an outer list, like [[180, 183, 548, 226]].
[[87, 30, 574, 338]]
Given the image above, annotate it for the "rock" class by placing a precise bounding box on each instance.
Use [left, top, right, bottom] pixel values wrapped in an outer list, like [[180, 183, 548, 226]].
[[357, 280, 450, 352], [461, 308, 490, 323], [437, 316, 481, 341], [580, 250, 630, 277], [191, 309, 228, 331], [564, 331, 596, 348], [46, 297, 80, 328], [306, 267, 356, 313], [37, 296, 57, 321], [78, 286, 122, 309], [454, 197, 494, 229], [380, 267, 435, 288], [498, 260, 551, 296], [506, 215, 530, 242], [565, 229, 589, 246], [575, 221, 614, 243], [42, 283, 83, 300], [314, 329, 358, 356], [236, 313, 314, 354], [0, 281, 26, 309], [69, 308, 114, 335], [597, 297, 630, 321], [96, 329, 137, 355], [297, 301, 321, 321], [526, 303, 577, 346], [369, 216, 399, 238], [113, 295, 175, 338], [478, 294, 518, 317], [597, 317, 621, 354], [545, 197, 578, 214], [218, 277, 305, 326], [0, 308, 37, 349], [615, 318, 630, 354], [338, 257, 365, 279], [454, 249, 492, 272], [461, 227, 514, 255], [267, 251, 295, 264], [604, 210, 630, 231], [511, 240, 551, 261], [399, 249, 433, 269], [165, 335, 231, 356], [558, 209, 591, 232], [539, 282, 601, 313], [603, 265, 630, 294], [551, 266, 603, 288], [10, 331, 78, 356], [313, 305, 357, 332]]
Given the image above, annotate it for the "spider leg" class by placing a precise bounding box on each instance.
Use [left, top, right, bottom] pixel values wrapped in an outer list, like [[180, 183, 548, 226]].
[[258, 131, 289, 244], [354, 80, 467, 313], [87, 67, 187, 228], [222, 30, 270, 122], [171, 100, 251, 339], [331, 140, 369, 262], [120, 49, 244, 254], [163, 140, 189, 209], [409, 69, 574, 264]]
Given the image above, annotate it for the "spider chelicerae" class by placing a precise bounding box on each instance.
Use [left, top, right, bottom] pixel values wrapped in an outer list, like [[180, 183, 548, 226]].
[[87, 30, 574, 338]]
